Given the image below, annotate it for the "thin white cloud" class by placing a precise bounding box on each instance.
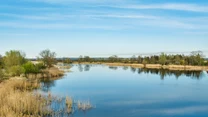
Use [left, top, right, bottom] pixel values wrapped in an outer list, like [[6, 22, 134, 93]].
[[0, 21, 123, 30], [26, 0, 130, 4], [0, 13, 54, 20], [0, 13, 159, 20], [0, 12, 207, 30], [0, 13, 76, 20], [85, 14, 158, 19], [139, 19, 196, 29], [106, 3, 208, 12]]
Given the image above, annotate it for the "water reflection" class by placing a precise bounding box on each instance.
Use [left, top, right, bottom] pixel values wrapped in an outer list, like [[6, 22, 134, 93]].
[[40, 78, 56, 92], [73, 64, 206, 80], [109, 66, 118, 70], [84, 64, 91, 71], [130, 67, 136, 73], [75, 64, 93, 72], [39, 64, 208, 117], [78, 64, 84, 72], [107, 66, 205, 80], [137, 68, 205, 80], [122, 66, 129, 70]]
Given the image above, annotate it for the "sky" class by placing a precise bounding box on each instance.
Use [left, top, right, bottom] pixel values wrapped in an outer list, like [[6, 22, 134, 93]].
[[0, 0, 208, 58]]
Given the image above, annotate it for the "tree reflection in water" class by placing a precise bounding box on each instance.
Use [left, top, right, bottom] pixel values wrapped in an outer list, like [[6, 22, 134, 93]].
[[40, 65, 206, 92], [75, 65, 206, 80], [130, 67, 136, 73], [84, 64, 91, 71], [109, 66, 118, 70], [137, 68, 205, 80], [123, 66, 129, 70], [78, 64, 84, 72]]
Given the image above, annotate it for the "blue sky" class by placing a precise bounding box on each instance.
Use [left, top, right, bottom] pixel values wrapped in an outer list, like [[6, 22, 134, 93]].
[[0, 0, 208, 58]]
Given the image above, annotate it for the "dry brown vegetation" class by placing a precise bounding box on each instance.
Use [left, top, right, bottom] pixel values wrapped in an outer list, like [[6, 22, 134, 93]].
[[0, 78, 93, 117], [0, 79, 49, 117], [26, 67, 65, 79]]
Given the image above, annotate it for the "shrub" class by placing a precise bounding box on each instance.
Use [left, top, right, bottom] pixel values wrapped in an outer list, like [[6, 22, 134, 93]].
[[7, 65, 25, 77], [0, 69, 4, 80], [23, 62, 40, 74], [36, 62, 46, 70]]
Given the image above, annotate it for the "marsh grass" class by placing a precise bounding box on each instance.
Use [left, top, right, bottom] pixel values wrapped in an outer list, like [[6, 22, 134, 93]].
[[0, 79, 93, 117], [0, 79, 50, 117], [77, 100, 93, 111]]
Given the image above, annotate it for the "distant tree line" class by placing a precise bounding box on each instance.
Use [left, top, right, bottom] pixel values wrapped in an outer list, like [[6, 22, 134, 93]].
[[70, 51, 207, 66]]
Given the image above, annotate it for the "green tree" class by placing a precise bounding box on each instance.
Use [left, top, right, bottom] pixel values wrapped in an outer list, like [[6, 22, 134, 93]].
[[123, 58, 130, 63], [0, 69, 4, 79], [159, 53, 167, 65], [39, 49, 57, 68], [8, 65, 25, 76], [36, 63, 46, 70], [174, 55, 181, 65], [142, 59, 147, 68], [190, 51, 204, 66], [64, 58, 72, 64], [4, 50, 26, 68], [83, 56, 91, 62], [78, 55, 83, 63], [3, 50, 26, 76], [180, 59, 185, 66], [109, 55, 118, 63], [137, 56, 143, 63], [0, 55, 3, 68], [130, 55, 137, 63], [150, 56, 156, 64]]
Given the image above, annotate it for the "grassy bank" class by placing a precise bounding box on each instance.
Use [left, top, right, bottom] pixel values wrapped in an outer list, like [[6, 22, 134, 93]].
[[25, 67, 65, 79], [72, 62, 208, 71], [105, 63, 208, 71]]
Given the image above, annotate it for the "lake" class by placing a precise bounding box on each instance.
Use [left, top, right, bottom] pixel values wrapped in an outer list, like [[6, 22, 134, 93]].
[[40, 64, 208, 117]]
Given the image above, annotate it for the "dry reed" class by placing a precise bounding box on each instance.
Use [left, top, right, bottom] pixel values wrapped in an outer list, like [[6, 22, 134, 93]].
[[0, 79, 93, 117]]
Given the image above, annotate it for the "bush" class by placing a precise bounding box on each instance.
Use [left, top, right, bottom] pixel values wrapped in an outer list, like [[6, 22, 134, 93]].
[[0, 69, 4, 79], [7, 65, 25, 77], [23, 62, 39, 74], [36, 63, 46, 70]]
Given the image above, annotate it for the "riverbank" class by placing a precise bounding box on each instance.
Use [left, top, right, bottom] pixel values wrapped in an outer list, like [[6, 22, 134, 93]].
[[72, 62, 208, 71], [105, 63, 208, 71], [25, 67, 65, 79]]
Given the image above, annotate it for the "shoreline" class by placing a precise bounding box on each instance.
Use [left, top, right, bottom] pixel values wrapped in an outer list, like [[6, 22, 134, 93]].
[[72, 62, 208, 71], [25, 67, 65, 79]]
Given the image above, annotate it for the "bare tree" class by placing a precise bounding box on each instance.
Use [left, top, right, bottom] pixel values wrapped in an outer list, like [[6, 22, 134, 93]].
[[39, 49, 57, 68]]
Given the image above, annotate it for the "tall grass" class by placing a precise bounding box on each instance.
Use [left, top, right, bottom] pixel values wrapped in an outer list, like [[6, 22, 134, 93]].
[[0, 79, 93, 116], [0, 79, 50, 117]]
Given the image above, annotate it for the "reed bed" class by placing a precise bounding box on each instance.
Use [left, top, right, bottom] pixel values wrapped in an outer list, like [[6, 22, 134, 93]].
[[0, 79, 93, 117], [0, 79, 49, 117]]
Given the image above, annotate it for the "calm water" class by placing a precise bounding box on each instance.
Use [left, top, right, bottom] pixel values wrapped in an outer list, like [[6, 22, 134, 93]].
[[41, 64, 208, 117]]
